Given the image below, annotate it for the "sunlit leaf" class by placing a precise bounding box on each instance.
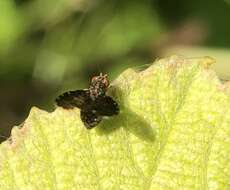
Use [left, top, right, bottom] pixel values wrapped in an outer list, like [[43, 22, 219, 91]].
[[1, 56, 230, 190]]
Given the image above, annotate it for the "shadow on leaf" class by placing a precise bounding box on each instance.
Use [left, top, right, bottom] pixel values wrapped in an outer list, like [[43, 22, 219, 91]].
[[96, 85, 155, 143]]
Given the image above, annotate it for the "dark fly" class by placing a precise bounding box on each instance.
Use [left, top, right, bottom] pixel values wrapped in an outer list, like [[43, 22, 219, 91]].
[[55, 73, 119, 129]]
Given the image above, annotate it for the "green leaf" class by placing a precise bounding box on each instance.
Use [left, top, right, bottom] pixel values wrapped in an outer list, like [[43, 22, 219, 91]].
[[1, 55, 230, 190]]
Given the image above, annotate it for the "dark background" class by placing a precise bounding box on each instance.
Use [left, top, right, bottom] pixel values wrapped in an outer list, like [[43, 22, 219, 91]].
[[1, 0, 230, 141]]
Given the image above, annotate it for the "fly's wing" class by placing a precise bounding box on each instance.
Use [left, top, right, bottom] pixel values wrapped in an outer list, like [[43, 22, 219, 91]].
[[55, 90, 90, 109], [93, 96, 119, 116], [80, 109, 102, 129]]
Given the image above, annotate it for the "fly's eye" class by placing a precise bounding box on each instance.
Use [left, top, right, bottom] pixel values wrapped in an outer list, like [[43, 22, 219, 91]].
[[100, 74, 109, 87], [103, 78, 109, 88], [91, 76, 98, 83]]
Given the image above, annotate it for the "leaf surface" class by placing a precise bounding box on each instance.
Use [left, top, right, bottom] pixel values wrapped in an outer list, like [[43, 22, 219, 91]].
[[1, 56, 230, 190]]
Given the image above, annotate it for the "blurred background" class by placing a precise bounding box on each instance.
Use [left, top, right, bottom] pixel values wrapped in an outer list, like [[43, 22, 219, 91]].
[[1, 0, 230, 141]]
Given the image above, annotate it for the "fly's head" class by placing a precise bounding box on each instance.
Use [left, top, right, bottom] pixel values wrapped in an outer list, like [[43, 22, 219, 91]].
[[89, 73, 110, 99]]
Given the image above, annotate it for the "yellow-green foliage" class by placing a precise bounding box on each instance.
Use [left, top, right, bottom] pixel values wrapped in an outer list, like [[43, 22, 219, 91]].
[[1, 56, 230, 190]]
